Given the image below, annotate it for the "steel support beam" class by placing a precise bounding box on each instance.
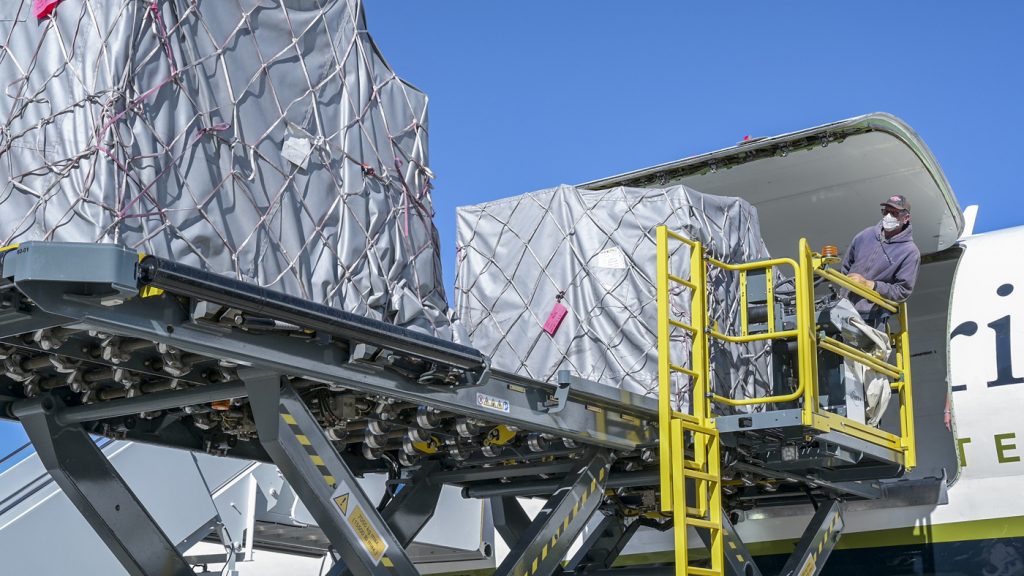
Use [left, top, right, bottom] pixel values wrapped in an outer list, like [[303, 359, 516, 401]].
[[491, 496, 533, 548], [381, 461, 444, 546], [697, 510, 763, 576], [564, 515, 639, 573], [568, 569, 672, 576], [466, 470, 659, 499], [494, 450, 613, 576], [55, 381, 247, 426], [13, 396, 195, 576], [243, 370, 419, 576], [777, 500, 844, 576]]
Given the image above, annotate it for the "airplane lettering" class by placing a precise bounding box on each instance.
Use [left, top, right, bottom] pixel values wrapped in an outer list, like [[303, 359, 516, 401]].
[[950, 283, 1020, 390], [996, 433, 1021, 463], [986, 314, 1024, 387], [952, 434, 1024, 468], [957, 437, 971, 467]]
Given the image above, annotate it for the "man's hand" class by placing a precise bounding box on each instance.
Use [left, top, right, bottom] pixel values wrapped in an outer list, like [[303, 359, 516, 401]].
[[944, 410, 952, 432], [847, 273, 876, 291]]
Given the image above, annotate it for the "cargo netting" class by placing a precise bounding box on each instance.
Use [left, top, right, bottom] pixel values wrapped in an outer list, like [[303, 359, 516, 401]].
[[455, 184, 773, 411], [0, 0, 450, 337]]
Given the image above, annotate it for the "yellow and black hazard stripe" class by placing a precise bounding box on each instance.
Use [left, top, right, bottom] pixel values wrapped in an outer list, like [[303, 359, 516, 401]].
[[280, 405, 337, 489], [518, 466, 608, 576], [819, 511, 841, 555], [796, 510, 843, 576]]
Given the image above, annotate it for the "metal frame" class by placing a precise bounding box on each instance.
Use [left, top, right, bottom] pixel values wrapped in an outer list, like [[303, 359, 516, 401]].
[[243, 371, 419, 576], [776, 500, 845, 576], [564, 515, 641, 574], [493, 449, 612, 576], [697, 510, 763, 576], [655, 228, 915, 464], [655, 226, 915, 575], [13, 395, 197, 576], [1, 245, 653, 454], [0, 241, 910, 576]]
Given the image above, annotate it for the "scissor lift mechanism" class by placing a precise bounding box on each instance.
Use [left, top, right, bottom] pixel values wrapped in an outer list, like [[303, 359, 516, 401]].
[[0, 231, 915, 576]]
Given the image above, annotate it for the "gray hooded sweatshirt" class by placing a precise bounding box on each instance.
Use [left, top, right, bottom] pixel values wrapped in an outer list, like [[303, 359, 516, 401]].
[[840, 221, 921, 322]]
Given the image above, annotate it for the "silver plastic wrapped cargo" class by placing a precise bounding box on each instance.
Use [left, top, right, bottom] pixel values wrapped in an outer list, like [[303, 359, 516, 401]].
[[0, 0, 449, 337], [455, 184, 772, 411]]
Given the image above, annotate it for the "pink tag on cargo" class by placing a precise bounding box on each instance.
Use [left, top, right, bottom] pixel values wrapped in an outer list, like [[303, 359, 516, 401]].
[[543, 302, 568, 336], [33, 0, 62, 19]]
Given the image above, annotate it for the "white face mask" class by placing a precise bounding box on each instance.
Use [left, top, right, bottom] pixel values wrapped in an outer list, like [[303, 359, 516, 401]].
[[882, 214, 901, 231]]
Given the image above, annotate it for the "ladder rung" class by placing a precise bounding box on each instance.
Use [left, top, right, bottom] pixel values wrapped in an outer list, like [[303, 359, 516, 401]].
[[685, 517, 722, 530], [667, 274, 697, 290], [668, 319, 697, 334], [676, 422, 717, 436], [684, 567, 721, 576], [683, 469, 719, 482], [672, 411, 701, 424], [669, 363, 699, 378]]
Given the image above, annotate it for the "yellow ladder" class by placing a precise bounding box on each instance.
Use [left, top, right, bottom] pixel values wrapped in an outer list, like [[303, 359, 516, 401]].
[[656, 226, 723, 576]]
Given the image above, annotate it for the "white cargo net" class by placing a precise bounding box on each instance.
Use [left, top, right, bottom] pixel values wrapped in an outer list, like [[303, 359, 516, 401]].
[[0, 0, 450, 337]]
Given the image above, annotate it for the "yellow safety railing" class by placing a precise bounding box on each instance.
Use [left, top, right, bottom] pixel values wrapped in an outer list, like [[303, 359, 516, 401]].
[[804, 239, 916, 470], [702, 254, 811, 408], [655, 227, 917, 576]]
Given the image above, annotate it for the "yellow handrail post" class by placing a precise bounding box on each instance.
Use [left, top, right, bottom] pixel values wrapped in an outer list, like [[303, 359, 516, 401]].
[[708, 429, 723, 570], [670, 419, 689, 572], [656, 226, 673, 512], [798, 239, 816, 426], [740, 270, 748, 337], [691, 239, 707, 423], [898, 303, 917, 470], [690, 240, 710, 518]]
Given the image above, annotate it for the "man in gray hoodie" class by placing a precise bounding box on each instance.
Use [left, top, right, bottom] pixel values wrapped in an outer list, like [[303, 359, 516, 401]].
[[840, 194, 921, 327]]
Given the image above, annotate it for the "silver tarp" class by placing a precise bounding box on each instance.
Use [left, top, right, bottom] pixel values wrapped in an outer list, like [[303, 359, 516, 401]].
[[0, 0, 449, 337], [455, 184, 772, 411]]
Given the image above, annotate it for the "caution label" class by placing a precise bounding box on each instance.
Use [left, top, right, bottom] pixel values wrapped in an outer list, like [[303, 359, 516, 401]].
[[349, 505, 389, 564], [330, 481, 390, 566], [334, 493, 350, 516]]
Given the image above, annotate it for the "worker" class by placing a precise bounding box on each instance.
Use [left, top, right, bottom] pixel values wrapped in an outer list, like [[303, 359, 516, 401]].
[[840, 194, 921, 328], [832, 195, 920, 428]]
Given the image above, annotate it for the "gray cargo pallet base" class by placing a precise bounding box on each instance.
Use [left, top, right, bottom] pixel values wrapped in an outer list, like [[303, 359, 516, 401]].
[[0, 243, 926, 576]]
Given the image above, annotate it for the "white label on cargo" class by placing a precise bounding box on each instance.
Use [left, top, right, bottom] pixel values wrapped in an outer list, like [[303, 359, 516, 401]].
[[282, 136, 313, 169], [594, 247, 626, 269]]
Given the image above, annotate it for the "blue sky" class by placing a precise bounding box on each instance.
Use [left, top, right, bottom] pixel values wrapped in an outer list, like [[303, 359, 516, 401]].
[[366, 1, 1024, 293], [0, 2, 1021, 459]]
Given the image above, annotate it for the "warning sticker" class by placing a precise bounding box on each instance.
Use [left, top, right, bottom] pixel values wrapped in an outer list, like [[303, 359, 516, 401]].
[[331, 483, 389, 565], [334, 492, 350, 516], [349, 505, 389, 564]]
